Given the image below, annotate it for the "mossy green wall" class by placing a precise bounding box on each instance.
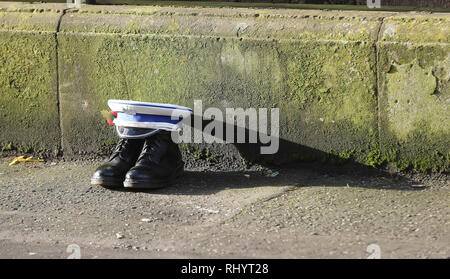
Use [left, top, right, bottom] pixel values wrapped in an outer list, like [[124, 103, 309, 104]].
[[58, 5, 382, 165], [378, 15, 450, 172], [1, 3, 449, 172], [0, 6, 62, 156]]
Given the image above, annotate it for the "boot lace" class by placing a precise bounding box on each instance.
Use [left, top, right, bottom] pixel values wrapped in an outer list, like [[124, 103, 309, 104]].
[[137, 138, 160, 162], [109, 138, 128, 160]]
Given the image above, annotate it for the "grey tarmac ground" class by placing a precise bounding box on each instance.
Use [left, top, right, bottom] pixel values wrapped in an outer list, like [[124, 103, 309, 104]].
[[0, 157, 448, 259]]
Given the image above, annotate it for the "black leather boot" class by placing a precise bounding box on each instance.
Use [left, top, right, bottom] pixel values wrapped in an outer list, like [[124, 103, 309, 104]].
[[123, 132, 184, 189], [91, 138, 145, 187]]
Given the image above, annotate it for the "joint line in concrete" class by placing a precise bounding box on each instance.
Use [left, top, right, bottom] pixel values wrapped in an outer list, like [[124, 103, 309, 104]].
[[374, 16, 385, 154], [55, 8, 69, 157]]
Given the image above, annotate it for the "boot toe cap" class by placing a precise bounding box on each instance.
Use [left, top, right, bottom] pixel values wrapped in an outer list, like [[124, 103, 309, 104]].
[[91, 166, 125, 187], [125, 167, 153, 182], [92, 166, 116, 179]]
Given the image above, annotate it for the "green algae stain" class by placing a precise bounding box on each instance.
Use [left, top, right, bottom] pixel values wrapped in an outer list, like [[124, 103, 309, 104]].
[[283, 42, 376, 128], [385, 59, 445, 141], [0, 32, 60, 156], [366, 149, 385, 168]]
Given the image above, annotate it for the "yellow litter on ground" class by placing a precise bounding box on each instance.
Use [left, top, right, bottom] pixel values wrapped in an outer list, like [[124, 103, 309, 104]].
[[9, 156, 44, 166]]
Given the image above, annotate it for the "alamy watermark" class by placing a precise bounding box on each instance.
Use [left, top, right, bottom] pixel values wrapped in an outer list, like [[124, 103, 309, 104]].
[[66, 244, 81, 259], [170, 100, 280, 155], [366, 244, 381, 259], [367, 0, 381, 9], [67, 0, 81, 9]]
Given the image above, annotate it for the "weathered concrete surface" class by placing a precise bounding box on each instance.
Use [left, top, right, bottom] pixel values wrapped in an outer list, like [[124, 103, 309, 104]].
[[58, 5, 386, 163], [0, 4, 63, 156], [378, 14, 450, 172], [0, 3, 449, 172], [0, 158, 448, 258]]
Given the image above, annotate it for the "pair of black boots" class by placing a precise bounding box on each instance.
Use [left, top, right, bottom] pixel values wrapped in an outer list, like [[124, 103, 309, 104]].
[[91, 131, 183, 189]]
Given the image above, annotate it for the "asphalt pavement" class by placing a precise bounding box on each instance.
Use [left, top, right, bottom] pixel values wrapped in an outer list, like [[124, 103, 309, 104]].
[[0, 157, 448, 259]]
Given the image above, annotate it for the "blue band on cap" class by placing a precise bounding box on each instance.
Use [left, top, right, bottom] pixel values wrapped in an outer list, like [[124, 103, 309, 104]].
[[116, 112, 180, 124]]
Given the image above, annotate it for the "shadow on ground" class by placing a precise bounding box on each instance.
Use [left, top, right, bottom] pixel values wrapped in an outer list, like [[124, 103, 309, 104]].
[[107, 161, 427, 195], [104, 115, 429, 194]]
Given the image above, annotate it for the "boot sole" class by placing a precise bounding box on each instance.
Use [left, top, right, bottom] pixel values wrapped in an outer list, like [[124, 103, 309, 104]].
[[123, 165, 183, 189]]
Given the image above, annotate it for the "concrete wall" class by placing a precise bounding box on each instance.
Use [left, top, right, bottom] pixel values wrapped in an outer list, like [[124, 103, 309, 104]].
[[378, 14, 449, 171], [0, 4, 62, 156], [0, 3, 448, 172]]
